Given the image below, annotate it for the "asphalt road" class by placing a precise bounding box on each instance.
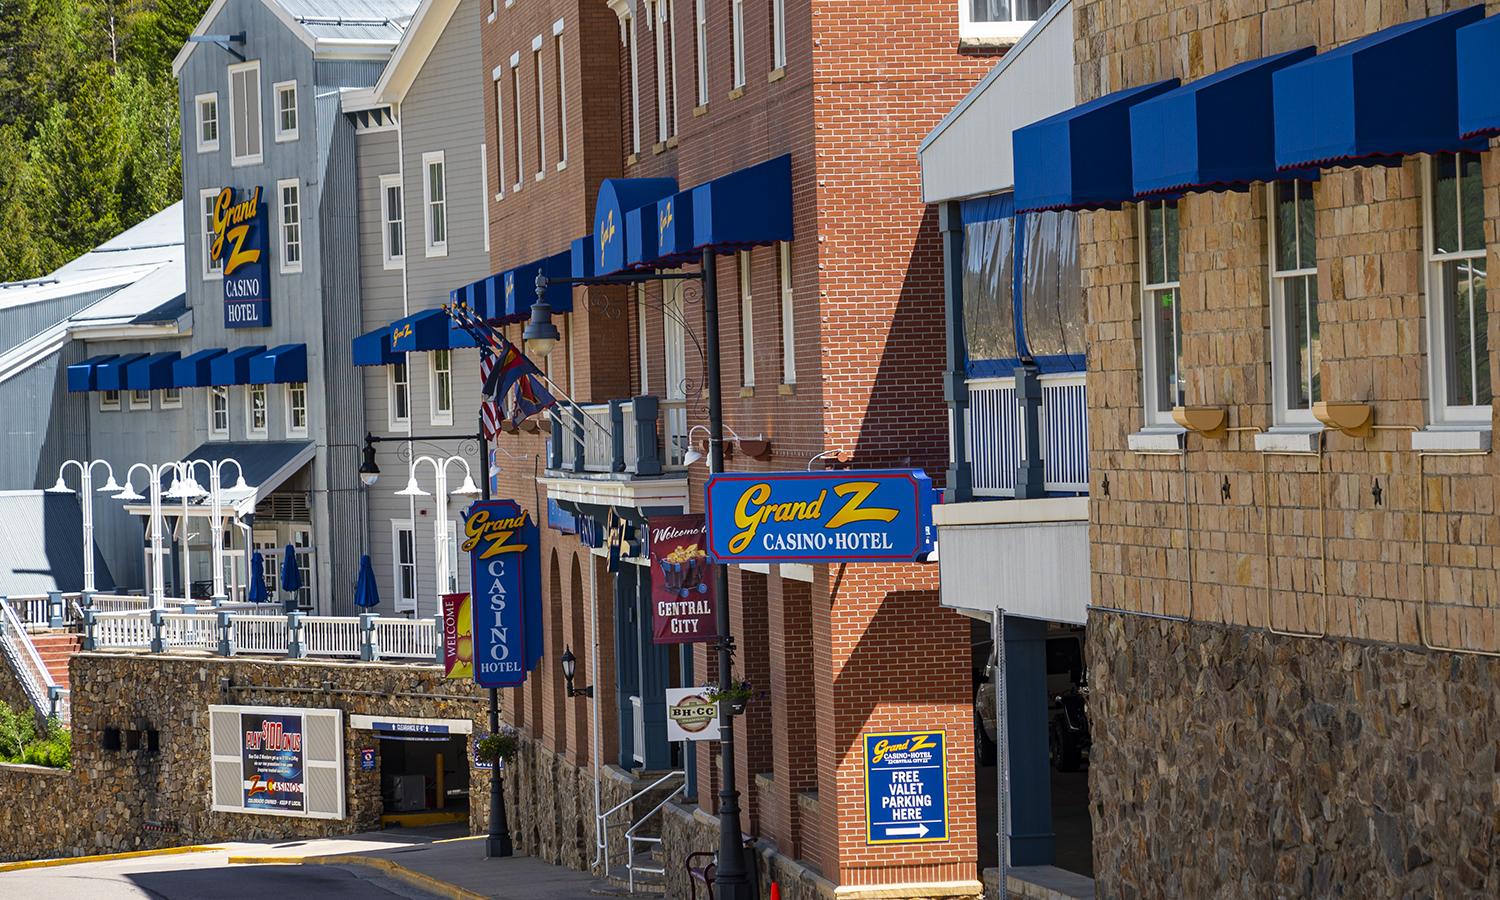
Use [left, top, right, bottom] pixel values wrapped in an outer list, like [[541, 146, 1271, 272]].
[[0, 854, 440, 900]]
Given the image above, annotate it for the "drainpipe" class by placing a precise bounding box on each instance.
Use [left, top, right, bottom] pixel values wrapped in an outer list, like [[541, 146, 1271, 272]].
[[940, 201, 973, 502]]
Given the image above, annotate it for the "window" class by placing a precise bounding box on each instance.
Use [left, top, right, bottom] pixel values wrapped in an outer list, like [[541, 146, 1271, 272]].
[[772, 0, 786, 70], [534, 44, 547, 177], [254, 532, 279, 595], [286, 382, 308, 436], [195, 93, 219, 152], [960, 0, 1049, 41], [273, 80, 298, 142], [1268, 182, 1319, 425], [200, 189, 224, 279], [731, 0, 746, 88], [393, 521, 417, 609], [554, 22, 569, 167], [162, 386, 183, 409], [380, 174, 404, 268], [100, 390, 121, 412], [627, 16, 641, 153], [431, 350, 454, 425], [130, 389, 151, 410], [1140, 200, 1182, 427], [247, 384, 268, 436], [655, 1, 676, 142], [511, 59, 525, 190], [1425, 152, 1491, 422], [390, 359, 411, 427], [277, 179, 302, 273], [779, 242, 795, 384], [423, 152, 447, 256], [227, 61, 263, 166], [480, 143, 491, 252], [493, 72, 508, 196], [209, 386, 230, 438], [292, 527, 313, 609], [739, 250, 755, 387], [695, 0, 709, 106]]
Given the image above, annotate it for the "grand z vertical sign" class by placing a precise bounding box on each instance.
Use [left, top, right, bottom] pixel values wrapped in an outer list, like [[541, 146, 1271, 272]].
[[463, 499, 541, 688], [211, 186, 272, 328]]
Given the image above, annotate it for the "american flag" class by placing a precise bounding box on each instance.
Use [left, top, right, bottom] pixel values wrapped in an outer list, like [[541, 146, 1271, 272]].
[[479, 354, 503, 439]]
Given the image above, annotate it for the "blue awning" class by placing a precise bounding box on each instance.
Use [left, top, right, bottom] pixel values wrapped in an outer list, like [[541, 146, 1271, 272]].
[[353, 327, 402, 367], [125, 352, 182, 390], [209, 346, 266, 386], [571, 235, 595, 279], [1131, 49, 1316, 197], [248, 344, 308, 384], [689, 155, 794, 251], [1014, 80, 1179, 213], [390, 309, 478, 353], [1458, 14, 1500, 138], [173, 348, 227, 387], [94, 353, 149, 391], [504, 252, 574, 319], [1273, 6, 1485, 171], [594, 178, 678, 275], [654, 191, 698, 265], [66, 354, 118, 393]]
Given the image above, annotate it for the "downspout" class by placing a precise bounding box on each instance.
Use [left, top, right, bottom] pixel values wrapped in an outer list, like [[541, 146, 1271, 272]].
[[940, 201, 972, 501]]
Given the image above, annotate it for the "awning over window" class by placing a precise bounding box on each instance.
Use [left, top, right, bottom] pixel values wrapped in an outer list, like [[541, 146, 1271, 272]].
[[570, 235, 595, 280], [688, 154, 794, 251], [1131, 48, 1315, 197], [504, 252, 574, 319], [1458, 13, 1500, 139], [353, 327, 402, 367], [1014, 80, 1179, 213], [1273, 6, 1484, 171], [95, 353, 149, 391], [594, 178, 679, 275], [390, 309, 478, 353], [125, 351, 182, 391], [448, 274, 502, 322], [248, 344, 308, 384], [209, 346, 266, 386], [66, 354, 118, 393], [173, 348, 228, 387], [654, 191, 698, 265]]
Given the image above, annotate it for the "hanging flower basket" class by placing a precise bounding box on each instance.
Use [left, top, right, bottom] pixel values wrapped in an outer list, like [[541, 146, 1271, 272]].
[[476, 726, 520, 763]]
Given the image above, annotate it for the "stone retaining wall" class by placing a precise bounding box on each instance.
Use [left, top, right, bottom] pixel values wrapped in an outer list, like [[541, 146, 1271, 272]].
[[1089, 610, 1500, 898]]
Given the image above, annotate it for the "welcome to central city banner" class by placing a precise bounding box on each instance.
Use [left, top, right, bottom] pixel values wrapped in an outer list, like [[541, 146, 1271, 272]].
[[463, 499, 544, 688], [648, 514, 716, 644]]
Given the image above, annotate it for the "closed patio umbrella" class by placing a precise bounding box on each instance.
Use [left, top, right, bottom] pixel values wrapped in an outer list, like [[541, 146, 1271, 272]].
[[354, 553, 380, 610], [280, 543, 302, 612], [247, 551, 268, 604]]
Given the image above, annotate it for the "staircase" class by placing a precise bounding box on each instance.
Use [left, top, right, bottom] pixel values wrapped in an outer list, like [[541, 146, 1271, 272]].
[[29, 633, 80, 692]]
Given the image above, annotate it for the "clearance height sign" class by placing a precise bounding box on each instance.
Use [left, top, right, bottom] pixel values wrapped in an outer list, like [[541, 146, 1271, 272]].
[[463, 499, 543, 688]]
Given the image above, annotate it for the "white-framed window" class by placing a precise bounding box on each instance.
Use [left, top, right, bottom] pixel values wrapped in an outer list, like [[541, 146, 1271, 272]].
[[292, 527, 313, 609], [392, 520, 417, 610], [694, 0, 708, 106], [162, 386, 183, 409], [554, 20, 569, 167], [731, 0, 745, 88], [1268, 182, 1319, 426], [195, 92, 220, 152], [99, 390, 121, 412], [277, 178, 302, 274], [209, 385, 230, 438], [772, 0, 786, 69], [430, 349, 454, 425], [489, 0, 497, 20], [1424, 152, 1491, 424], [511, 58, 525, 191], [423, 151, 448, 256], [493, 71, 508, 197], [739, 250, 755, 387], [380, 174, 404, 268], [779, 242, 795, 384], [286, 381, 308, 436], [273, 80, 298, 142], [480, 143, 491, 252], [960, 0, 1048, 42], [638, 284, 650, 393], [254, 531, 279, 595], [1140, 199, 1182, 427], [655, 1, 675, 142], [200, 188, 224, 279], [390, 359, 411, 428], [627, 15, 642, 153], [247, 384, 269, 437], [533, 42, 547, 177], [129, 389, 151, 410], [227, 60, 263, 166]]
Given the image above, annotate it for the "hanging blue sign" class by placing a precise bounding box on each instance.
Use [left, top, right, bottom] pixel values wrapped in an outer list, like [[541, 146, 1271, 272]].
[[211, 186, 272, 329], [703, 470, 936, 564], [464, 499, 542, 688], [864, 730, 949, 845]]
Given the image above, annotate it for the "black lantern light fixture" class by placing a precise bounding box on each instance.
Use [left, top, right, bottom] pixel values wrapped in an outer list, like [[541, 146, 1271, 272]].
[[359, 437, 381, 487], [523, 272, 561, 358], [560, 645, 592, 698]]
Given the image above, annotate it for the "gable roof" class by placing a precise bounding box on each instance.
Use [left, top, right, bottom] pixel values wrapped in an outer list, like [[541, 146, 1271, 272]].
[[372, 0, 462, 103], [173, 0, 418, 76]]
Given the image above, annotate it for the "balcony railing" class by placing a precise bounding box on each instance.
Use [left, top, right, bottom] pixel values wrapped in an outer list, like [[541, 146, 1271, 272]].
[[964, 372, 1089, 497], [549, 395, 674, 477]]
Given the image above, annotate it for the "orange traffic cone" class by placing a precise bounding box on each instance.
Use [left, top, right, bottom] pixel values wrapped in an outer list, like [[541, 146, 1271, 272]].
[[770, 884, 781, 900]]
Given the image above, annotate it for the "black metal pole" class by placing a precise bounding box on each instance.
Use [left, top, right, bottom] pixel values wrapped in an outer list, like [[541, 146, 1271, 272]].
[[702, 249, 750, 897], [477, 375, 514, 859]]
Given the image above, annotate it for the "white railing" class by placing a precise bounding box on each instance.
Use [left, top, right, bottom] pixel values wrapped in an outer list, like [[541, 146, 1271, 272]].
[[581, 402, 614, 471], [159, 613, 219, 652], [4, 595, 52, 627], [620, 400, 639, 472], [93, 610, 155, 648], [0, 599, 61, 719], [964, 372, 1089, 497], [302, 617, 362, 658], [1041, 374, 1089, 492], [231, 615, 291, 655], [375, 618, 439, 659], [83, 609, 439, 665]]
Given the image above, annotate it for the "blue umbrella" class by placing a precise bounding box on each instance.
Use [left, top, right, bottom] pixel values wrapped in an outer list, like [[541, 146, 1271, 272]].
[[354, 554, 380, 610], [280, 544, 302, 611], [247, 551, 268, 603]]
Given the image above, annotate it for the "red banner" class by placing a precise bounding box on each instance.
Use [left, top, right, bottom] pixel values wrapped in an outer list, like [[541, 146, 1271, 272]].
[[648, 515, 717, 644], [441, 593, 473, 679]]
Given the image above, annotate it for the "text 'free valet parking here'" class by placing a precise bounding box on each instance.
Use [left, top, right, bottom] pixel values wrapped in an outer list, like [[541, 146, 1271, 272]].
[[864, 730, 949, 844]]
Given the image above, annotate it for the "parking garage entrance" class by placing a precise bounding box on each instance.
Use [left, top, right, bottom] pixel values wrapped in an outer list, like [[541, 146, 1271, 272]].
[[351, 715, 473, 828]]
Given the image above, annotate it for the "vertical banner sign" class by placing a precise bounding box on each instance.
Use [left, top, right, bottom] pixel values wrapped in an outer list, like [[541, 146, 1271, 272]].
[[864, 731, 948, 845], [647, 515, 716, 644], [464, 499, 532, 688], [241, 713, 306, 813], [441, 593, 474, 679], [211, 186, 272, 328], [664, 687, 721, 742]]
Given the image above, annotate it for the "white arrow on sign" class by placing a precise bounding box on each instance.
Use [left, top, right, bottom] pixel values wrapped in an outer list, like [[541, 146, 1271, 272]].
[[885, 823, 930, 838]]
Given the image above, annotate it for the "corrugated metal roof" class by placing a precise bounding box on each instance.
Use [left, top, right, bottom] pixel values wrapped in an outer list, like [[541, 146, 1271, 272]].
[[0, 491, 115, 595], [271, 0, 417, 42]]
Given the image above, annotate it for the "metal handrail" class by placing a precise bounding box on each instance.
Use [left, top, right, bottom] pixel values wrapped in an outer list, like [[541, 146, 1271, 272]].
[[597, 769, 684, 877], [625, 781, 686, 893], [0, 598, 58, 719]]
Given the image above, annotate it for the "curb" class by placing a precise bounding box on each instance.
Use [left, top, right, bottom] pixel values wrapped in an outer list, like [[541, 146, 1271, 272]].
[[227, 853, 486, 900], [0, 845, 222, 873]]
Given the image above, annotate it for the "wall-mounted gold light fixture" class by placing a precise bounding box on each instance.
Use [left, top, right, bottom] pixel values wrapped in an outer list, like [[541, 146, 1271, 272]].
[[1311, 401, 1373, 439], [1171, 406, 1228, 440]]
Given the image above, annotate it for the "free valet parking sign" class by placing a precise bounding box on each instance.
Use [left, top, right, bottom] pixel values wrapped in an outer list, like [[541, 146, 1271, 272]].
[[864, 730, 949, 845], [703, 470, 935, 564]]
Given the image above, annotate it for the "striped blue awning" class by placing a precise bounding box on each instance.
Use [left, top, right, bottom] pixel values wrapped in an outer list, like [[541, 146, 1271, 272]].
[[1458, 13, 1500, 138], [95, 353, 149, 391], [173, 348, 228, 387], [209, 346, 266, 386], [66, 354, 118, 393], [353, 327, 402, 367], [248, 344, 308, 384], [125, 352, 182, 390]]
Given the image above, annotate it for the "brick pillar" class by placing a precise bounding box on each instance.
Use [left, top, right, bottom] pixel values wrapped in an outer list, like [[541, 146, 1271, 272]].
[[766, 572, 816, 857], [730, 568, 772, 834]]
